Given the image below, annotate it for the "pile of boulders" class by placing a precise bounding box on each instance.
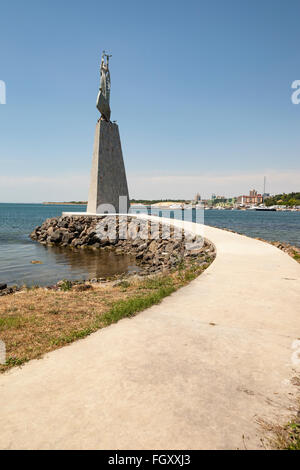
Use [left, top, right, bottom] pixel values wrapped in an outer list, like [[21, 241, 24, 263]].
[[0, 283, 20, 297], [30, 215, 216, 276]]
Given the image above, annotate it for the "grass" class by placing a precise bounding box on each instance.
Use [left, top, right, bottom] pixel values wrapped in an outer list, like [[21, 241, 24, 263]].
[[102, 284, 177, 326], [258, 395, 300, 450], [281, 422, 300, 450], [266, 419, 300, 450], [0, 258, 212, 373], [59, 280, 73, 291], [293, 251, 300, 262], [0, 315, 25, 329]]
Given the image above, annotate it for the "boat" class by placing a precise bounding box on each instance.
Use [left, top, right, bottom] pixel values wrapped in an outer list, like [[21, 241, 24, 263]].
[[255, 206, 277, 212]]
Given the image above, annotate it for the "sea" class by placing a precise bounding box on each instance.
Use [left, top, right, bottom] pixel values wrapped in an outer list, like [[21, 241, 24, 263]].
[[0, 203, 299, 287]]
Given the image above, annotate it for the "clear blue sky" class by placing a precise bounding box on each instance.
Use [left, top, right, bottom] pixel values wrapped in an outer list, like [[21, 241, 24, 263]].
[[0, 0, 299, 201]]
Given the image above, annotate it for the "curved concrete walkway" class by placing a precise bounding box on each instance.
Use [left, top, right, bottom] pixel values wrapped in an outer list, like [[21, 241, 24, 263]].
[[0, 217, 300, 450]]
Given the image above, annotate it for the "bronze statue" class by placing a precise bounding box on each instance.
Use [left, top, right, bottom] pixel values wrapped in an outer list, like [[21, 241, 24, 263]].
[[96, 51, 111, 121]]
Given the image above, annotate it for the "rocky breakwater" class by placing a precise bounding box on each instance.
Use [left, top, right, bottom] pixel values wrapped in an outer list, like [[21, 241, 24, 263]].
[[30, 215, 216, 276]]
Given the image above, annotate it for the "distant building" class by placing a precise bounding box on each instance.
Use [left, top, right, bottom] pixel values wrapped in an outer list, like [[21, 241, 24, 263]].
[[211, 193, 216, 200], [194, 193, 201, 202], [237, 189, 263, 205]]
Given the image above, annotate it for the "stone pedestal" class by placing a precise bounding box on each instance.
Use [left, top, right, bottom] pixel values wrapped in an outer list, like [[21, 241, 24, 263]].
[[87, 120, 130, 213]]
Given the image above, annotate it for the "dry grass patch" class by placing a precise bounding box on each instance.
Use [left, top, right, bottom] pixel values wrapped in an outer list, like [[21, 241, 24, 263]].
[[0, 284, 130, 371], [275, 421, 300, 450], [0, 259, 213, 373], [257, 406, 300, 450]]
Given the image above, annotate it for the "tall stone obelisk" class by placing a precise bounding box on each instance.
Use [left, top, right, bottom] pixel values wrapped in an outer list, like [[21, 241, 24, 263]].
[[87, 52, 130, 214]]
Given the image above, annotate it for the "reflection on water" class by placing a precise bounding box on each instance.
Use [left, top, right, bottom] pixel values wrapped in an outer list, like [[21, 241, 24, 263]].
[[0, 241, 139, 287], [0, 203, 139, 286], [44, 245, 139, 281]]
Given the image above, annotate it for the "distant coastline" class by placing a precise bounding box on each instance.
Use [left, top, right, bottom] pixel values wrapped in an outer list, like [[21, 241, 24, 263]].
[[43, 202, 87, 205], [43, 199, 188, 207]]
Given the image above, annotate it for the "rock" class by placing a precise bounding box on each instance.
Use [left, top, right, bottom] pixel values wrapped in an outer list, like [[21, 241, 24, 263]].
[[49, 231, 64, 243], [0, 283, 7, 290], [57, 220, 69, 229], [29, 215, 216, 278], [187, 248, 203, 256], [90, 242, 101, 249], [73, 284, 93, 292], [0, 285, 20, 296], [71, 238, 84, 247], [62, 232, 75, 244], [164, 242, 175, 253], [148, 240, 158, 253], [137, 242, 148, 252]]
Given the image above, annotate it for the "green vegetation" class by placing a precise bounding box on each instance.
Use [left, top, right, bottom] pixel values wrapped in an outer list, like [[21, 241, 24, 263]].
[[0, 315, 25, 329], [274, 420, 300, 450], [293, 251, 300, 261], [101, 284, 176, 326], [284, 422, 300, 450], [265, 192, 300, 207], [51, 326, 97, 346], [60, 280, 73, 291], [208, 197, 237, 207], [211, 198, 228, 205], [5, 356, 28, 367]]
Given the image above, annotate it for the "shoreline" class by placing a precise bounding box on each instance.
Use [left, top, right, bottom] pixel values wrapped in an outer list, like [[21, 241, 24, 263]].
[[42, 202, 87, 206], [1, 218, 299, 296], [39, 203, 300, 211]]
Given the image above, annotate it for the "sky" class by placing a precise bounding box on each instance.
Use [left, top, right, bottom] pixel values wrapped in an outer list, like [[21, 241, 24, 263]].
[[0, 0, 299, 202]]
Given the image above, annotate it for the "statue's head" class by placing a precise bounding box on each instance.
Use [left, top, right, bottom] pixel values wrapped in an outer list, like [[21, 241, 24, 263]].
[[101, 51, 111, 70]]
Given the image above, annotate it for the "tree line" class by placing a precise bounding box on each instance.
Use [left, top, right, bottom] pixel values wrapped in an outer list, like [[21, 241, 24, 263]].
[[265, 192, 300, 207]]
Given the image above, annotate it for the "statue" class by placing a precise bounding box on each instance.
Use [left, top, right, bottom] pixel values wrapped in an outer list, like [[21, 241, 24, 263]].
[[96, 51, 111, 122], [88, 52, 130, 214]]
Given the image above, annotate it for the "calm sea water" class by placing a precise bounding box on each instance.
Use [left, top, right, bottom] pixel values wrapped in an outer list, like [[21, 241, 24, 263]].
[[0, 203, 299, 287], [0, 203, 138, 287], [131, 206, 300, 247]]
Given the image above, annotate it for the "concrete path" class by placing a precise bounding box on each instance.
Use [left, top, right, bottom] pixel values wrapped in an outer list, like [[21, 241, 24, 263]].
[[0, 217, 300, 450]]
